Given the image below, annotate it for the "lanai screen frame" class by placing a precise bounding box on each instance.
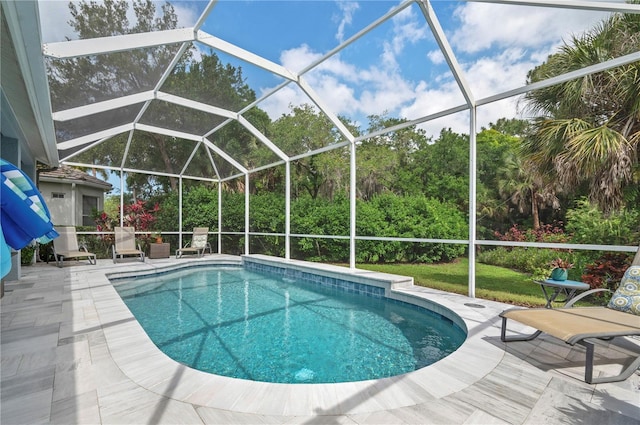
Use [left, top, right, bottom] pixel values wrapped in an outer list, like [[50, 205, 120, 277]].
[[41, 0, 640, 297]]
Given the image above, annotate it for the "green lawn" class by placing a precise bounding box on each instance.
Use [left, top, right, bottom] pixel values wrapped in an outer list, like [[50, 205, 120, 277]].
[[356, 258, 556, 308]]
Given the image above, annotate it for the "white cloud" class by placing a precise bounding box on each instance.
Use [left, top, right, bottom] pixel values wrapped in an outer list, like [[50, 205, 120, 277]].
[[258, 84, 310, 120], [357, 73, 415, 117], [260, 45, 353, 121], [260, 41, 422, 124], [463, 48, 539, 98], [390, 5, 428, 55], [411, 79, 463, 114], [427, 49, 445, 65], [309, 74, 359, 115], [280, 44, 324, 73], [380, 5, 428, 71], [449, 2, 610, 55], [171, 2, 200, 28], [334, 1, 360, 44], [399, 46, 542, 137], [316, 56, 360, 83]]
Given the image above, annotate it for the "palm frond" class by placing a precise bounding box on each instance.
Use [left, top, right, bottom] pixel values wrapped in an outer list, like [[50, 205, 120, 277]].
[[564, 125, 629, 174]]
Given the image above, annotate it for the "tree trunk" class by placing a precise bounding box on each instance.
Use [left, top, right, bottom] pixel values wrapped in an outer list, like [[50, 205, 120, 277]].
[[154, 135, 177, 191], [531, 189, 541, 230]]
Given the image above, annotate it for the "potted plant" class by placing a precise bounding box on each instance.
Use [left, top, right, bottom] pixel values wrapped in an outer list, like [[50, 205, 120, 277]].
[[20, 244, 37, 266], [152, 232, 163, 244], [549, 258, 573, 281]]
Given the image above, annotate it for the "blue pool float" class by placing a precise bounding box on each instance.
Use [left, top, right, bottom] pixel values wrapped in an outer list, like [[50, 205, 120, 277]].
[[1, 159, 59, 277]]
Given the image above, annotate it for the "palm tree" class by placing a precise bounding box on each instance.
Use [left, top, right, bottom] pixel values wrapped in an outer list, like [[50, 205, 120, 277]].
[[522, 7, 640, 213], [497, 152, 559, 230]]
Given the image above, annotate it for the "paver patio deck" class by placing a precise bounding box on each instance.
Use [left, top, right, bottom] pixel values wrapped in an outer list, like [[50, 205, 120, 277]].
[[1, 255, 638, 424]]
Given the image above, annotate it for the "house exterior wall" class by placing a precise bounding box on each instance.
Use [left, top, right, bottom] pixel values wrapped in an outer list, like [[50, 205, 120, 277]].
[[1, 94, 38, 283], [39, 181, 105, 227]]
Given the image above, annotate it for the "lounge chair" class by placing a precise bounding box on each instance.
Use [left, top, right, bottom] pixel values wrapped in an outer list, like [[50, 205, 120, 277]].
[[112, 226, 145, 263], [176, 227, 209, 258], [52, 226, 96, 267], [500, 264, 640, 384]]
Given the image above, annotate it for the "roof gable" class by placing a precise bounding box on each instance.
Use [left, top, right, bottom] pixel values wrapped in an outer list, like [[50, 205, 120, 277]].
[[40, 165, 112, 190]]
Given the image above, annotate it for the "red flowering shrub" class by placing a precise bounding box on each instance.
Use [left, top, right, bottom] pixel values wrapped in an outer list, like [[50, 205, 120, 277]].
[[581, 253, 632, 293], [86, 200, 161, 258], [122, 200, 159, 231], [495, 223, 569, 243], [94, 200, 160, 245]]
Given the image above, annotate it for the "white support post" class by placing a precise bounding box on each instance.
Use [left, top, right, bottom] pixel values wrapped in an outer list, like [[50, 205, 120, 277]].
[[285, 160, 291, 260], [245, 173, 250, 255], [119, 170, 125, 226], [71, 183, 77, 226], [468, 107, 477, 298], [179, 177, 183, 249], [218, 183, 222, 254], [350, 141, 357, 269]]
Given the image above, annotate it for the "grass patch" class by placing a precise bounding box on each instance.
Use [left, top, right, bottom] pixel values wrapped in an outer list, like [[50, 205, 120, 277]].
[[356, 258, 557, 308]]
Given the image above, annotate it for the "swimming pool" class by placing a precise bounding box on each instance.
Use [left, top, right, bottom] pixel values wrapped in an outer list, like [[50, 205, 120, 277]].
[[112, 262, 466, 384]]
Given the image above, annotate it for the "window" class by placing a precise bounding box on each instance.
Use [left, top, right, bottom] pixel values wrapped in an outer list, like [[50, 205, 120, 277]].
[[52, 192, 65, 199], [82, 196, 98, 226]]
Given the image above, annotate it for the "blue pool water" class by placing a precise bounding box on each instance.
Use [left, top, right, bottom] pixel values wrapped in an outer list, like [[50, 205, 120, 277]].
[[113, 265, 466, 383]]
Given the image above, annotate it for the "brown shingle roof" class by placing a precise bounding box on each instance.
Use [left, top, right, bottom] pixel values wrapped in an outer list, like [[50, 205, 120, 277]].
[[40, 165, 112, 190]]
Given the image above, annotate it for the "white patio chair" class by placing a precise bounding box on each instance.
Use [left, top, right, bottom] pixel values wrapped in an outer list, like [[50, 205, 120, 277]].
[[52, 226, 96, 267], [176, 227, 210, 258], [112, 226, 145, 263]]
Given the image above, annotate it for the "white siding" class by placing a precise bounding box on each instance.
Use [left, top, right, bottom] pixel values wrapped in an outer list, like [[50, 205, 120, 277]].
[[40, 181, 105, 227]]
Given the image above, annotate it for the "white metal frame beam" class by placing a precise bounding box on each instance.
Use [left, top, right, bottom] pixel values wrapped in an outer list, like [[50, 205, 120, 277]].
[[62, 161, 219, 182], [51, 91, 154, 121], [134, 123, 202, 142], [52, 90, 238, 123], [237, 115, 289, 161], [297, 78, 355, 144], [297, 0, 413, 77], [196, 31, 298, 81], [156, 92, 237, 119], [478, 51, 640, 106], [203, 137, 248, 174], [42, 28, 195, 58], [466, 0, 640, 14], [57, 124, 133, 150], [419, 0, 475, 107]]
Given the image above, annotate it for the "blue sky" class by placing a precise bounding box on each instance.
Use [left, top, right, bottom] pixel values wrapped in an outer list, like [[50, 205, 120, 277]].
[[194, 1, 611, 134], [39, 0, 613, 138]]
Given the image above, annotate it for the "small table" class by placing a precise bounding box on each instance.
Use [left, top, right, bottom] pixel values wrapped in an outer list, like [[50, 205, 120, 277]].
[[535, 279, 590, 308], [149, 243, 170, 259]]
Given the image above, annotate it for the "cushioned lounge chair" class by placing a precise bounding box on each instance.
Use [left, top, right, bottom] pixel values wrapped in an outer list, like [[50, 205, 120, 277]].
[[112, 226, 145, 263], [500, 263, 640, 384], [176, 227, 209, 258], [52, 226, 96, 267]]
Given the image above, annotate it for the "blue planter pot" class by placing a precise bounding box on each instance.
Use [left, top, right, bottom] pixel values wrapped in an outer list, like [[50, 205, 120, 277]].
[[550, 268, 568, 281]]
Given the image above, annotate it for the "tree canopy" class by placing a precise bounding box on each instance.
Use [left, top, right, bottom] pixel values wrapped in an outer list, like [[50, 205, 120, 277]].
[[523, 5, 640, 212]]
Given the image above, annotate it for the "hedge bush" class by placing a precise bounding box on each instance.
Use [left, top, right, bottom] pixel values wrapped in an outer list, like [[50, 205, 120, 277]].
[[145, 189, 468, 263]]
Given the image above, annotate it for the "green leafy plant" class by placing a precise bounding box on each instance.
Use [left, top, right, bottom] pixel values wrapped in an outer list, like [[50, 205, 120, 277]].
[[566, 199, 640, 245], [20, 244, 36, 266]]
